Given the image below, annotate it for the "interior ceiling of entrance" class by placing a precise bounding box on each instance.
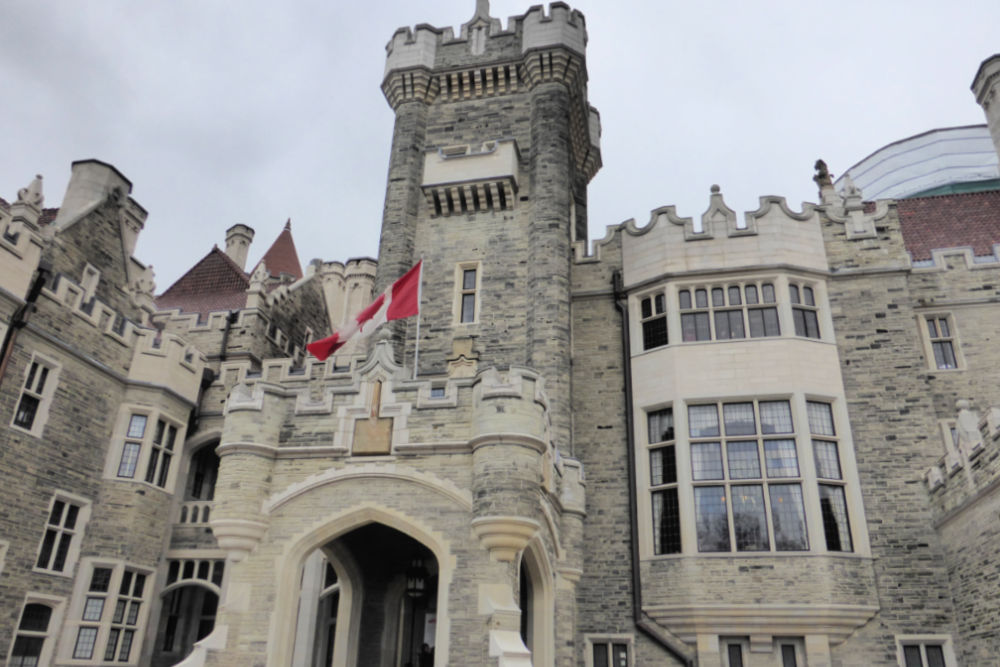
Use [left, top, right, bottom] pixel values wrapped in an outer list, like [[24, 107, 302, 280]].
[[333, 523, 437, 575]]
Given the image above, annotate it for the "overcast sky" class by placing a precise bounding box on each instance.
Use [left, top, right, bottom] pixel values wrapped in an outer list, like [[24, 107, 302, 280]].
[[3, 1, 998, 289]]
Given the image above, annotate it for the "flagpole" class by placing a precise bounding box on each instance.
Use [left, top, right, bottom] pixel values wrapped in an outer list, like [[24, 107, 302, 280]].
[[412, 259, 423, 380]]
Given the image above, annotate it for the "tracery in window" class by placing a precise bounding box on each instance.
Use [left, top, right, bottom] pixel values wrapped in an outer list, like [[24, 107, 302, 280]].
[[36, 496, 87, 574], [640, 294, 667, 350], [12, 356, 58, 435], [807, 401, 852, 552], [687, 400, 808, 553], [925, 315, 958, 370], [790, 283, 820, 339], [112, 410, 183, 490], [679, 282, 778, 342], [72, 564, 149, 663], [11, 603, 53, 667], [648, 408, 680, 554]]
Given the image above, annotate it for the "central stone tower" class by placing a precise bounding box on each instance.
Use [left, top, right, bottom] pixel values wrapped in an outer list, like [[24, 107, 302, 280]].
[[377, 0, 601, 449]]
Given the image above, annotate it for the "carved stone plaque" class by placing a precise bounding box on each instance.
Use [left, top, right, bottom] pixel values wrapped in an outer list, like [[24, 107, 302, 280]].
[[352, 380, 393, 455]]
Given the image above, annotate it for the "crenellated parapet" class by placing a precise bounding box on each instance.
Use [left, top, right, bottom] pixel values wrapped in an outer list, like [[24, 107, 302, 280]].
[[381, 3, 601, 183], [318, 257, 377, 334], [925, 400, 1000, 521], [208, 342, 576, 570], [40, 267, 159, 348], [128, 328, 206, 404], [521, 3, 587, 56], [0, 175, 48, 300], [582, 186, 824, 287]]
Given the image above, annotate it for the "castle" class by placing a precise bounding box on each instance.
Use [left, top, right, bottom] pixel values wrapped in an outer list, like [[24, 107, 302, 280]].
[[2, 2, 1000, 666]]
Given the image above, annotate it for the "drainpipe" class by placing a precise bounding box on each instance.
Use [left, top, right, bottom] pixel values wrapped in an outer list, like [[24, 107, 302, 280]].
[[613, 270, 694, 667], [0, 263, 51, 388], [219, 310, 238, 362]]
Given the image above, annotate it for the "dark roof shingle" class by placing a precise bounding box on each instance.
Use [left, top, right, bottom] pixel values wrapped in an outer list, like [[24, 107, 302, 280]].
[[252, 219, 303, 280], [155, 246, 249, 315]]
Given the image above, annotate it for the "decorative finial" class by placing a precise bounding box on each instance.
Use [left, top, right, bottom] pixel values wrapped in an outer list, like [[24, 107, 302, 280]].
[[475, 0, 490, 18], [284, 218, 291, 230], [710, 184, 721, 194], [813, 159, 832, 187], [15, 174, 44, 207], [841, 173, 861, 199]]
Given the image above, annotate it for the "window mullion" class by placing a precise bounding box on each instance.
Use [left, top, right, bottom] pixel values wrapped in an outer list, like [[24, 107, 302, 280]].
[[793, 398, 825, 552]]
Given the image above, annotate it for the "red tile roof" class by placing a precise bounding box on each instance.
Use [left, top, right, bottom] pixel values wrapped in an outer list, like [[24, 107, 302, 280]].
[[0, 198, 60, 225], [155, 246, 249, 315], [896, 190, 1000, 261], [252, 219, 303, 280]]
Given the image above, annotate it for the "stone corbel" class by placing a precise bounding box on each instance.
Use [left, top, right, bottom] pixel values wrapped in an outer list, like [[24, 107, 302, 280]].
[[471, 516, 539, 562], [210, 518, 269, 562]]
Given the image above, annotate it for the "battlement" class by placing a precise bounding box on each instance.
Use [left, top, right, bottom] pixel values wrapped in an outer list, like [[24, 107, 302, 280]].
[[43, 270, 149, 343], [319, 257, 377, 331], [212, 348, 554, 457], [520, 3, 587, 56], [129, 328, 205, 403], [576, 187, 824, 285], [153, 303, 308, 361], [926, 401, 1000, 522], [0, 194, 47, 301], [384, 2, 587, 79]]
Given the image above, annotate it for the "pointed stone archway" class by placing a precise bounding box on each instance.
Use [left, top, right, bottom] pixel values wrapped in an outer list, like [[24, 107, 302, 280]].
[[270, 504, 456, 667]]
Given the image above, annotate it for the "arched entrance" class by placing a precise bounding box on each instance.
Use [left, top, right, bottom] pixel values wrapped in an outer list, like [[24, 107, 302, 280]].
[[519, 542, 554, 667], [292, 523, 439, 667]]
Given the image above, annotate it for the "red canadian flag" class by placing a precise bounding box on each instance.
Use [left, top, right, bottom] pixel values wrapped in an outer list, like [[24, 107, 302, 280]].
[[307, 261, 422, 361]]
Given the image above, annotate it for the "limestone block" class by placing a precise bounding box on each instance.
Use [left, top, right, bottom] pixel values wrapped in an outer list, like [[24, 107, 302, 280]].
[[384, 26, 438, 77], [521, 4, 587, 55], [422, 140, 520, 191]]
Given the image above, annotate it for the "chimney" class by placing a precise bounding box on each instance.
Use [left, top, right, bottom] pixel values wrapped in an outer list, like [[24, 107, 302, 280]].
[[972, 54, 1000, 163], [225, 224, 255, 271], [53, 160, 132, 228]]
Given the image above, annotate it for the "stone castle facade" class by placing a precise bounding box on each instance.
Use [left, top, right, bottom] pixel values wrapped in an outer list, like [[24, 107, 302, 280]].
[[2, 3, 1000, 666]]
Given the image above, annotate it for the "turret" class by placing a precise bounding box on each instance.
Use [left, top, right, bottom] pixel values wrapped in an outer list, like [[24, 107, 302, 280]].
[[376, 2, 601, 451], [972, 54, 1000, 162], [224, 223, 255, 271]]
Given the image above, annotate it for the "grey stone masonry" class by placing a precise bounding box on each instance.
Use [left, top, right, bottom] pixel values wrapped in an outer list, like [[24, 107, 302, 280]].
[[820, 202, 961, 661]]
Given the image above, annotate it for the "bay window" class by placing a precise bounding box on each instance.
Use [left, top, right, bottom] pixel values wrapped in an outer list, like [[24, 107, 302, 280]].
[[645, 397, 855, 556], [679, 281, 779, 342], [689, 400, 808, 552]]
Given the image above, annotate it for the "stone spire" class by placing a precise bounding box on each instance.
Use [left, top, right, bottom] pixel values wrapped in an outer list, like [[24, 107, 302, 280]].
[[474, 0, 490, 19]]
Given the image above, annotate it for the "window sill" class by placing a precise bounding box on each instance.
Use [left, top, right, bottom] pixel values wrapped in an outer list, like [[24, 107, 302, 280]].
[[106, 477, 174, 495], [632, 336, 835, 357], [9, 422, 44, 438], [32, 566, 74, 579], [644, 550, 870, 561]]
